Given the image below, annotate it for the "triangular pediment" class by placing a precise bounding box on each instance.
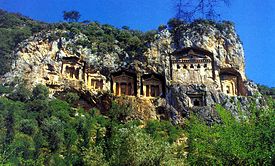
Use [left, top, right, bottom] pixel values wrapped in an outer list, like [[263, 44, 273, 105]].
[[178, 50, 210, 61], [173, 47, 213, 60], [144, 77, 161, 82]]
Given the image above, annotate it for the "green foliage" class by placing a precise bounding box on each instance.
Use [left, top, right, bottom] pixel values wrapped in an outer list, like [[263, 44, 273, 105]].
[[186, 102, 275, 165], [17, 119, 38, 136], [10, 133, 35, 162], [0, 85, 12, 95], [64, 92, 80, 105], [158, 24, 167, 31], [63, 10, 81, 22], [167, 18, 185, 31], [32, 84, 49, 100], [258, 84, 275, 97], [108, 125, 166, 166], [41, 116, 64, 152], [145, 120, 183, 143], [10, 83, 31, 102], [0, 86, 85, 164], [83, 144, 108, 166], [0, 10, 47, 75], [108, 101, 132, 122], [0, 82, 273, 165]]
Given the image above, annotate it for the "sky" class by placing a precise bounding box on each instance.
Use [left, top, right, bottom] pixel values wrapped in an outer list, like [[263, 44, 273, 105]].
[[0, 0, 274, 87]]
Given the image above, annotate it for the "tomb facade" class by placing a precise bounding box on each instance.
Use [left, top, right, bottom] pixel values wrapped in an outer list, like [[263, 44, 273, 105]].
[[219, 68, 246, 96], [50, 47, 247, 104], [171, 47, 215, 85], [141, 74, 164, 98], [85, 70, 106, 91], [187, 93, 206, 107], [111, 70, 137, 96], [61, 56, 84, 81], [43, 64, 60, 86]]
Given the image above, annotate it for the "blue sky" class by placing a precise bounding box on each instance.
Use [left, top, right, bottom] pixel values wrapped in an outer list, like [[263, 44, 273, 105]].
[[0, 0, 274, 87]]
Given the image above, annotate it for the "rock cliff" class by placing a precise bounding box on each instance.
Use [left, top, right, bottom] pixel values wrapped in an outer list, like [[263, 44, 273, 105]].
[[2, 20, 260, 124]]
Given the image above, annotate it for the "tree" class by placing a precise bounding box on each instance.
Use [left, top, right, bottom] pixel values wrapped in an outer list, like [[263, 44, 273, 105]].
[[10, 83, 31, 102], [108, 125, 166, 165], [32, 84, 49, 100], [63, 10, 81, 22], [186, 103, 275, 165], [64, 92, 79, 105], [174, 0, 230, 21]]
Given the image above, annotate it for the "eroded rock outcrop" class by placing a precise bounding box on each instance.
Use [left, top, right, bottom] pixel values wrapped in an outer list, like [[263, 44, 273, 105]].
[[2, 21, 261, 124]]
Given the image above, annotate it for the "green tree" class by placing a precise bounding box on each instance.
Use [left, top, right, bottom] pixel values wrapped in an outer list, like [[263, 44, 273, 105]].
[[108, 125, 165, 166], [83, 145, 108, 166], [63, 10, 81, 22], [64, 92, 79, 105], [108, 101, 132, 122], [32, 84, 49, 100], [10, 83, 31, 102], [41, 116, 64, 152], [17, 119, 38, 136], [145, 120, 183, 143], [10, 133, 35, 163], [186, 102, 275, 165]]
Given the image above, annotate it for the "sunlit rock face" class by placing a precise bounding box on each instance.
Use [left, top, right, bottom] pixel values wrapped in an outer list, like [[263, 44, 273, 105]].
[[3, 21, 260, 124]]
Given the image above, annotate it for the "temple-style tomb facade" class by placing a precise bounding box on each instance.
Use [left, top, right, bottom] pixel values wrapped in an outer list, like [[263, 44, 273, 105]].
[[141, 74, 164, 98], [111, 70, 137, 96], [219, 68, 246, 96], [61, 56, 84, 81], [171, 48, 215, 84], [85, 70, 106, 91], [54, 47, 247, 105]]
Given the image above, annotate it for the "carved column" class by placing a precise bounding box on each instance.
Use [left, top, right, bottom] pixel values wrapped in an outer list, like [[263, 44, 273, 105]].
[[136, 73, 141, 97]]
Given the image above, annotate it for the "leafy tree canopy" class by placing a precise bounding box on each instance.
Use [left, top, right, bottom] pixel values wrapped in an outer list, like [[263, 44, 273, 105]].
[[63, 10, 81, 22]]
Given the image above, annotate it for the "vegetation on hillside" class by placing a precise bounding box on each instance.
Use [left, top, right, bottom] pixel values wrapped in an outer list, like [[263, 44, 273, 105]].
[[0, 9, 237, 76], [0, 9, 47, 75], [0, 10, 274, 165], [258, 84, 275, 98], [0, 84, 274, 165], [63, 10, 81, 22], [0, 9, 157, 75]]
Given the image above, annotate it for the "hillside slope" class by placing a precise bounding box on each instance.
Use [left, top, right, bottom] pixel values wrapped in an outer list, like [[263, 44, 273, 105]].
[[1, 12, 262, 124], [0, 9, 47, 75]]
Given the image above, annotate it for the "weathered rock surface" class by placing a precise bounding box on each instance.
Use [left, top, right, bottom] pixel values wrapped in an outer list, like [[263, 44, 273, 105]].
[[2, 21, 261, 123]]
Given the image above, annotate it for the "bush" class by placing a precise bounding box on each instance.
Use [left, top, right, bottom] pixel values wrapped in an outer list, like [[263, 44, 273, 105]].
[[10, 84, 31, 102], [18, 119, 38, 136], [0, 85, 12, 95], [64, 92, 79, 105], [145, 120, 183, 143], [108, 101, 132, 122], [108, 125, 166, 166], [32, 84, 49, 100], [186, 103, 275, 165]]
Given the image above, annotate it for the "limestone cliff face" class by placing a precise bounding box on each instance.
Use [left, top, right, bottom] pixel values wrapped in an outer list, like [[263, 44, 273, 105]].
[[147, 21, 246, 84], [2, 21, 260, 124]]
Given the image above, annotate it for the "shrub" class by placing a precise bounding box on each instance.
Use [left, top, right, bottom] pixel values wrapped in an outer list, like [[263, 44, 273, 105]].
[[108, 101, 132, 122], [108, 125, 166, 166], [10, 84, 31, 102], [18, 119, 38, 136], [186, 103, 275, 165], [32, 84, 49, 100], [0, 85, 12, 95], [64, 92, 79, 105], [145, 120, 183, 143]]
